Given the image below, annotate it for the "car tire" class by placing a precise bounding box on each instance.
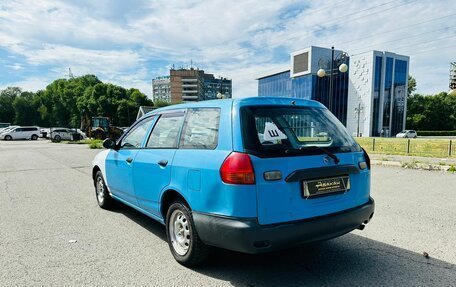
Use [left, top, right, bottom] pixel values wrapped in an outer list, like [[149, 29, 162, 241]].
[[53, 135, 61, 142], [166, 201, 209, 267], [4, 135, 12, 141], [94, 170, 114, 209], [31, 134, 38, 140]]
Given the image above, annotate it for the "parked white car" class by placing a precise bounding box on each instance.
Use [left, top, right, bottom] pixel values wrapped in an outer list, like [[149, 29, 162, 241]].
[[396, 130, 417, 138], [0, 126, 40, 140], [0, 125, 17, 134], [50, 128, 85, 142]]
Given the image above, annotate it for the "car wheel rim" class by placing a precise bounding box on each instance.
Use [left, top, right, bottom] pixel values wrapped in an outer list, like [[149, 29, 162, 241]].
[[96, 177, 105, 204], [169, 209, 190, 256]]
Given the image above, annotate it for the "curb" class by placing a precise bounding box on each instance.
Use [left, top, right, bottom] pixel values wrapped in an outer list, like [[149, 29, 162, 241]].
[[371, 160, 455, 172]]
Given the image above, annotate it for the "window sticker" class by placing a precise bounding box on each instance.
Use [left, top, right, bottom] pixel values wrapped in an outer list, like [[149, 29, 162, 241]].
[[263, 122, 287, 141]]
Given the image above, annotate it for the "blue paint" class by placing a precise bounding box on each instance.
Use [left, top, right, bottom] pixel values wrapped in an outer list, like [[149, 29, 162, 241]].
[[99, 97, 371, 228]]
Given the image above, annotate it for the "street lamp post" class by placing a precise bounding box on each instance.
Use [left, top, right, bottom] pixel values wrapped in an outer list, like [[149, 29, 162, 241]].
[[317, 47, 349, 113], [329, 46, 334, 111], [354, 102, 364, 137], [217, 77, 226, 99]]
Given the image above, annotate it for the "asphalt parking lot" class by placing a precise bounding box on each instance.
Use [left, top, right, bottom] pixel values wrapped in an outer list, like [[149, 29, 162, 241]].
[[1, 140, 455, 286]]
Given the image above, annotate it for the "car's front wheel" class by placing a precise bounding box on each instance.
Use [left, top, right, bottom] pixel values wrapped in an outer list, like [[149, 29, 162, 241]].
[[53, 135, 61, 142], [166, 201, 209, 266], [31, 134, 38, 140], [4, 135, 12, 141], [94, 170, 114, 209]]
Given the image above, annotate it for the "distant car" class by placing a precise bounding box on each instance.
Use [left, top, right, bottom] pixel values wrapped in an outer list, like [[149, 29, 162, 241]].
[[50, 128, 85, 142], [40, 128, 51, 138], [396, 130, 417, 138], [0, 126, 40, 140], [0, 125, 18, 134]]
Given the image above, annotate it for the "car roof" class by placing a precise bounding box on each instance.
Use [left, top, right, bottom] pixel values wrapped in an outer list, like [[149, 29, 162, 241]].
[[145, 97, 325, 117]]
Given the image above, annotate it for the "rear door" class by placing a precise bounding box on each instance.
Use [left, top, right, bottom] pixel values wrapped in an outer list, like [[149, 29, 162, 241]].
[[133, 111, 185, 216], [240, 106, 370, 225]]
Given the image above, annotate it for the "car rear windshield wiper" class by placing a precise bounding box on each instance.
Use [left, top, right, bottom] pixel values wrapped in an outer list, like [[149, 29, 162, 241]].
[[285, 146, 340, 164]]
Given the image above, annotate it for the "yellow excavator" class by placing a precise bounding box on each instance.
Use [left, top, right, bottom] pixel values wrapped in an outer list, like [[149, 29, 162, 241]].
[[81, 114, 123, 140]]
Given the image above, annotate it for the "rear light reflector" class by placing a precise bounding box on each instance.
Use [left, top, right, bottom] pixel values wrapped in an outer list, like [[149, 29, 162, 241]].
[[362, 148, 371, 169], [220, 152, 255, 184]]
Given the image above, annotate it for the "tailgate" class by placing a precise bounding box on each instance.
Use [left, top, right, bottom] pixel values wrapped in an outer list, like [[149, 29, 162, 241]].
[[252, 152, 370, 225]]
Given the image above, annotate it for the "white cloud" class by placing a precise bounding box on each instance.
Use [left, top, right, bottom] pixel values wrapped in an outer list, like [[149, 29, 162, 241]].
[[0, 77, 51, 92], [0, 0, 455, 97]]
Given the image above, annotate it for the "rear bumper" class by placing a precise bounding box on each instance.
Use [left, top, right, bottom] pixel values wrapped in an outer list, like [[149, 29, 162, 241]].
[[193, 197, 375, 254]]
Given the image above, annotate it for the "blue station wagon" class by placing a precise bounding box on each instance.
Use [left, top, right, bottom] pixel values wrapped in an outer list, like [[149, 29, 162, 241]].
[[92, 97, 375, 266]]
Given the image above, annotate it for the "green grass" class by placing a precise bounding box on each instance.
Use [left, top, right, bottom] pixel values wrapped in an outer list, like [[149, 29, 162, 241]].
[[65, 139, 103, 149], [356, 137, 455, 158]]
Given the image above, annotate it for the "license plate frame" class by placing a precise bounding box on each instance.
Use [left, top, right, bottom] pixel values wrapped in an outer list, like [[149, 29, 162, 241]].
[[302, 176, 350, 198]]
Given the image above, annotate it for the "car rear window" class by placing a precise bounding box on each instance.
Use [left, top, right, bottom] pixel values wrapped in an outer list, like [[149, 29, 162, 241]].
[[240, 106, 361, 157]]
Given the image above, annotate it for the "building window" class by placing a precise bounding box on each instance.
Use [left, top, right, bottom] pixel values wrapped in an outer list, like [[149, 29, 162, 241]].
[[372, 56, 383, 136], [382, 57, 394, 136], [391, 59, 407, 136], [293, 52, 309, 74]]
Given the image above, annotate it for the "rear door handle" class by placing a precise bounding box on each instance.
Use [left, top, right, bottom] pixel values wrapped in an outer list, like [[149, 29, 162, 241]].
[[126, 157, 133, 164], [158, 160, 168, 167]]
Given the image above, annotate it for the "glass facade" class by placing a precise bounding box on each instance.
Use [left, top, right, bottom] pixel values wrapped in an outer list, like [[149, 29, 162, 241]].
[[258, 71, 349, 125], [291, 76, 314, 100], [372, 56, 382, 136], [382, 57, 394, 136], [391, 59, 407, 136], [258, 71, 292, 97]]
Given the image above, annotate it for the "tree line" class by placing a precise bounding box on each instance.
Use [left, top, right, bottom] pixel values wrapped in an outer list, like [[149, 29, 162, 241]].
[[0, 75, 155, 128], [406, 91, 456, 131], [1, 74, 454, 131]]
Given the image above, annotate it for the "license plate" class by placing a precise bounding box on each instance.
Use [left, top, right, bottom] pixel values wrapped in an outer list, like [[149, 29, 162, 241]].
[[303, 176, 350, 198]]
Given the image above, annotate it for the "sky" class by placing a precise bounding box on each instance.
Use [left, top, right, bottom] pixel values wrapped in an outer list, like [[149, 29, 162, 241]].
[[0, 0, 455, 98]]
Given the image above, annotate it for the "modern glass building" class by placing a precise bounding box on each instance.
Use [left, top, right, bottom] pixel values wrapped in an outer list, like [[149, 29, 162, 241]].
[[346, 51, 409, 137], [257, 46, 409, 137], [257, 46, 349, 125]]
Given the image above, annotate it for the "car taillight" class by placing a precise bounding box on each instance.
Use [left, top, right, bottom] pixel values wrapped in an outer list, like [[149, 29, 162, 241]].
[[220, 152, 255, 184], [362, 148, 371, 169]]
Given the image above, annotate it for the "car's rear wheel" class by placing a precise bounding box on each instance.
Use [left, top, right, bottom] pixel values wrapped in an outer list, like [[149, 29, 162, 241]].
[[4, 135, 12, 141], [31, 134, 38, 140], [53, 135, 61, 142], [166, 201, 209, 266], [94, 170, 114, 209]]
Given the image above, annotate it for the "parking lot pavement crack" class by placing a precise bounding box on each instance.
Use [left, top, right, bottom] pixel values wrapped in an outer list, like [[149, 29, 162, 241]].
[[366, 247, 455, 271], [0, 167, 63, 174], [37, 149, 92, 176]]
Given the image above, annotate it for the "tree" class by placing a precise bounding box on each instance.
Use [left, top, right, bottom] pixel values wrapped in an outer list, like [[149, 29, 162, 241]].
[[407, 75, 416, 98], [153, 100, 171, 108], [0, 87, 21, 123], [0, 75, 154, 128], [406, 92, 456, 131], [12, 92, 39, 125]]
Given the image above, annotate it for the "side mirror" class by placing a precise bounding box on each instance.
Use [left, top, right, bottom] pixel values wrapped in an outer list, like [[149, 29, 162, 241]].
[[103, 138, 117, 150]]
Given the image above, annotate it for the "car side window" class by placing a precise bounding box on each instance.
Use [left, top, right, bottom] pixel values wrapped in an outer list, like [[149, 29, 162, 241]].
[[180, 108, 220, 149], [120, 117, 154, 149], [146, 112, 185, 148]]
